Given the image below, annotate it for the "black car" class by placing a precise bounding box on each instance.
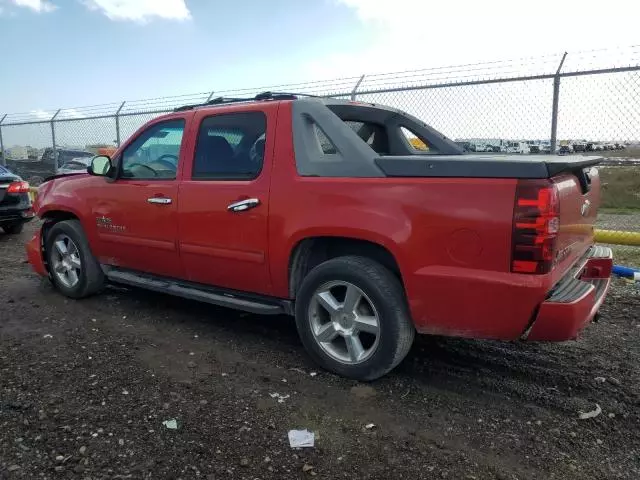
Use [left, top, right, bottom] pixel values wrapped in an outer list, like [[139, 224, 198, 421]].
[[0, 165, 34, 234]]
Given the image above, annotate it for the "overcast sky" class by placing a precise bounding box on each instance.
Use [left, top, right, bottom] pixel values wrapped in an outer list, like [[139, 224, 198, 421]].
[[0, 0, 639, 114]]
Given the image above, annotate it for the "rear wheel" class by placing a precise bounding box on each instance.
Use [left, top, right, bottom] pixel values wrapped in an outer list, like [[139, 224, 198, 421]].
[[2, 222, 24, 235], [295, 256, 415, 381], [45, 220, 105, 299]]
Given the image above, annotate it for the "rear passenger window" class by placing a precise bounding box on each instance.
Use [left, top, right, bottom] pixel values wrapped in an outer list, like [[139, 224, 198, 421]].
[[192, 112, 267, 180]]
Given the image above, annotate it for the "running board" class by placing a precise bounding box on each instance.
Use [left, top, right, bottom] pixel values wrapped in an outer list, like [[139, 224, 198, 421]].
[[105, 269, 288, 315]]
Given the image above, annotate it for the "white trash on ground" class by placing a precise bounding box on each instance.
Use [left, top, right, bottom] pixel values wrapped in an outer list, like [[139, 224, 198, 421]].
[[162, 419, 178, 430], [288, 429, 315, 448], [269, 393, 290, 403], [578, 404, 602, 420]]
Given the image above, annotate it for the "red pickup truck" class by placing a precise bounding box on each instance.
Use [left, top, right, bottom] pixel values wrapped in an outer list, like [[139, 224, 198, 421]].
[[26, 93, 612, 380]]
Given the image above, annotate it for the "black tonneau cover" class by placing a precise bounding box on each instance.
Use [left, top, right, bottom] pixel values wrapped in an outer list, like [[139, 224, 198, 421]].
[[375, 155, 602, 179]]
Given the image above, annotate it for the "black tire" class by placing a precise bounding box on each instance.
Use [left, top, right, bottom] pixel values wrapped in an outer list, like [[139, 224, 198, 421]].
[[2, 222, 24, 235], [294, 256, 415, 381], [45, 220, 105, 299]]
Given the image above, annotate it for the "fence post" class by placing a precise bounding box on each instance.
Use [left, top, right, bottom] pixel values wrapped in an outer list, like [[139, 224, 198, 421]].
[[550, 52, 568, 154], [0, 114, 6, 166], [50, 109, 61, 171], [350, 75, 365, 101], [115, 101, 126, 147]]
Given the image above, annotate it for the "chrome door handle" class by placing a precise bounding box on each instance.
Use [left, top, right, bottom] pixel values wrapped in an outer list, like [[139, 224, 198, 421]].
[[227, 198, 260, 212], [147, 197, 172, 205]]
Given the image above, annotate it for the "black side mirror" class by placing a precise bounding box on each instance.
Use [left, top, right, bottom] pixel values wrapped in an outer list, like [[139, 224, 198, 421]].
[[88, 155, 113, 177]]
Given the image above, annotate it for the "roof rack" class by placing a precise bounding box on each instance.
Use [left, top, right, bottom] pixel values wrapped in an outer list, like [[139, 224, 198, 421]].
[[174, 91, 318, 112]]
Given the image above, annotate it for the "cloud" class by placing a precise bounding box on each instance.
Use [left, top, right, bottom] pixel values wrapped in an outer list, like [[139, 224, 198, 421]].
[[58, 108, 86, 120], [10, 0, 56, 13], [82, 0, 191, 22], [31, 109, 54, 120], [319, 0, 640, 79]]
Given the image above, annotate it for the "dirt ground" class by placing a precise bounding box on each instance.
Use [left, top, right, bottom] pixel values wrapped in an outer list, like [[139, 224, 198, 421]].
[[1, 223, 639, 480]]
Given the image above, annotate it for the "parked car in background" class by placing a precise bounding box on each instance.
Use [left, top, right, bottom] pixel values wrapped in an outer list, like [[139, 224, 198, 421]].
[[57, 157, 93, 175], [27, 93, 612, 380], [0, 165, 34, 234], [558, 143, 574, 155], [504, 141, 530, 154], [41, 148, 94, 171], [572, 141, 586, 153], [471, 143, 490, 152], [539, 141, 552, 154], [455, 141, 472, 152]]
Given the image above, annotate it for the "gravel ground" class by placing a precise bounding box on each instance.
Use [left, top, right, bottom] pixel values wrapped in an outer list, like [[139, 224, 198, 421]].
[[1, 223, 639, 480], [597, 213, 640, 233]]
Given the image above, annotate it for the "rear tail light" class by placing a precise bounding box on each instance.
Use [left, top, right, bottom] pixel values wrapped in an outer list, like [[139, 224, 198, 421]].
[[7, 181, 30, 194], [511, 179, 559, 274]]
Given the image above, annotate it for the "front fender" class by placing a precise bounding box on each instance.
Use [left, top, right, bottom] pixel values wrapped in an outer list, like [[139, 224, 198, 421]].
[[36, 177, 96, 243]]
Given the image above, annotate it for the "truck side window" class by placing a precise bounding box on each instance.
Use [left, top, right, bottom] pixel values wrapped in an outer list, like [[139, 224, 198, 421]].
[[121, 119, 185, 180], [401, 126, 430, 152], [192, 112, 267, 180], [313, 124, 338, 155]]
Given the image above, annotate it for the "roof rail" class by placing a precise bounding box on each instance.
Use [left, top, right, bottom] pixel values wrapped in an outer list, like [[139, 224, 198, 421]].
[[173, 91, 318, 112]]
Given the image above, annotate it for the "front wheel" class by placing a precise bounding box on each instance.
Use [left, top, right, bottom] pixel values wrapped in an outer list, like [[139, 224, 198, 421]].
[[45, 220, 105, 299], [295, 256, 415, 381]]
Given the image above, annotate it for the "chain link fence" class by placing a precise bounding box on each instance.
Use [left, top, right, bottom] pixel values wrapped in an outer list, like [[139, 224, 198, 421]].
[[0, 47, 639, 252]]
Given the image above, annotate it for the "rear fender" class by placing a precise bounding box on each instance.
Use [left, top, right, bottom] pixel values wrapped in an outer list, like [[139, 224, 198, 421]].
[[274, 212, 408, 298]]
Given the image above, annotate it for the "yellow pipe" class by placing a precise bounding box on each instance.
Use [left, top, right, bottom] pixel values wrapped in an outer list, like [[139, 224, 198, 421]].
[[28, 186, 38, 203], [595, 229, 640, 247]]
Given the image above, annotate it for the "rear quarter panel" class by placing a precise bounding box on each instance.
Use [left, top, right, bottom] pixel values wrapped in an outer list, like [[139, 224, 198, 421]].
[[269, 174, 555, 338], [268, 111, 548, 338]]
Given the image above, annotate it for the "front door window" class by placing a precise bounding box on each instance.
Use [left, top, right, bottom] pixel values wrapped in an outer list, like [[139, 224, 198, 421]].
[[121, 119, 185, 179]]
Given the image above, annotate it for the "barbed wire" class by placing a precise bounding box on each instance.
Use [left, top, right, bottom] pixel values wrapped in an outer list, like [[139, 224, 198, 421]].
[[2, 46, 639, 124]]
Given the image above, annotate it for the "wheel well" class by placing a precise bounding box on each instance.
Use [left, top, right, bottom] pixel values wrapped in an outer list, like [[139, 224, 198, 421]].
[[41, 211, 79, 249], [41, 210, 79, 224], [288, 237, 402, 298]]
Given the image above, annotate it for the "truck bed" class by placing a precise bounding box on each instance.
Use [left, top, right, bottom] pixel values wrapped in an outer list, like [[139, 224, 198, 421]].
[[375, 155, 603, 179]]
